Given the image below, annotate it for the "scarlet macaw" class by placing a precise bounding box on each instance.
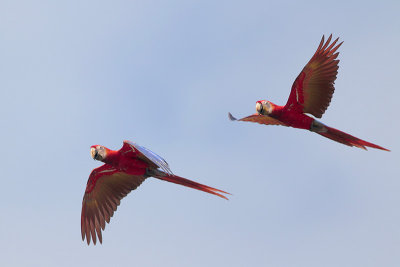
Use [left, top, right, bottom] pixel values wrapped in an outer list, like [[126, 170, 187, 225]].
[[229, 35, 388, 151], [81, 140, 229, 245]]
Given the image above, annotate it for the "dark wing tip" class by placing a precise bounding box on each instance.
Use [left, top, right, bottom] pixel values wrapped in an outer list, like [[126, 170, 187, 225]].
[[228, 112, 238, 121]]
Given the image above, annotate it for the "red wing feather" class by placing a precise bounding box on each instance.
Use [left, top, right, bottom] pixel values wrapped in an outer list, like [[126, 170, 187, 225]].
[[286, 34, 343, 118], [229, 112, 286, 126], [81, 164, 146, 245]]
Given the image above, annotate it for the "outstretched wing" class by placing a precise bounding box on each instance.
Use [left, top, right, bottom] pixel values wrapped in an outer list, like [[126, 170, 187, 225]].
[[285, 34, 343, 118], [120, 140, 173, 175], [81, 164, 147, 245], [229, 112, 287, 126]]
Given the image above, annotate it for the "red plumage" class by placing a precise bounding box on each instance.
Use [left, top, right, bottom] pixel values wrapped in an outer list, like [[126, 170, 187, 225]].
[[229, 35, 389, 151], [81, 141, 229, 245]]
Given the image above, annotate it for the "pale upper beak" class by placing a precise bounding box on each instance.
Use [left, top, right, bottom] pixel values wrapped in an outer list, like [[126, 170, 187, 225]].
[[90, 147, 97, 160], [256, 102, 263, 114]]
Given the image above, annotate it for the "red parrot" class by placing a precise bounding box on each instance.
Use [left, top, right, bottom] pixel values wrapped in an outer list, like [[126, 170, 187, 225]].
[[81, 140, 229, 245], [229, 35, 389, 151]]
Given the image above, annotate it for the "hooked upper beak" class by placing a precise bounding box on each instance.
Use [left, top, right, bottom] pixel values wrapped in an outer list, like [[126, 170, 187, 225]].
[[90, 147, 97, 160], [256, 102, 263, 114]]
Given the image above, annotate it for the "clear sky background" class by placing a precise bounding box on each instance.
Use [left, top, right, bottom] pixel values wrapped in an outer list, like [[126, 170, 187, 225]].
[[1, 1, 399, 266]]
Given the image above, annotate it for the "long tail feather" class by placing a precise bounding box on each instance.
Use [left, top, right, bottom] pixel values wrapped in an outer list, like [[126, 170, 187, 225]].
[[318, 126, 389, 151], [150, 170, 230, 200]]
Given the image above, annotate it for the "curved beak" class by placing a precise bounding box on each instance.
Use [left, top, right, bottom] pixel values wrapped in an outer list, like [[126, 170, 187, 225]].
[[256, 102, 263, 114], [90, 147, 97, 160]]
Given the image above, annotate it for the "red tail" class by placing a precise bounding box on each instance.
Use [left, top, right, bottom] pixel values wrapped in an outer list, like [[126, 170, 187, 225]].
[[318, 126, 389, 151], [154, 173, 230, 200]]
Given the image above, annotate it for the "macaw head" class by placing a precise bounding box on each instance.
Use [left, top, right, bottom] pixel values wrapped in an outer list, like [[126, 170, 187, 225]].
[[90, 145, 108, 161], [256, 100, 273, 115]]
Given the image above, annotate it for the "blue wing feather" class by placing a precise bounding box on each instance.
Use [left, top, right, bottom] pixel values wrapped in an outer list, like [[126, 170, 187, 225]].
[[124, 141, 173, 176]]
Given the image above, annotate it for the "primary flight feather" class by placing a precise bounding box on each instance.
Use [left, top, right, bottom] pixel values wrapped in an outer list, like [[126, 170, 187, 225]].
[[81, 140, 229, 245], [229, 35, 389, 151]]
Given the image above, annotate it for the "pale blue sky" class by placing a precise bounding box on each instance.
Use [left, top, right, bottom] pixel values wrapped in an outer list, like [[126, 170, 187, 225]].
[[1, 1, 399, 266]]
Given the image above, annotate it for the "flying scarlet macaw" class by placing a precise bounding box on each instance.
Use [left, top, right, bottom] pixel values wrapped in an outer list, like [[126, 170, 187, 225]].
[[81, 140, 229, 245], [229, 35, 388, 151]]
